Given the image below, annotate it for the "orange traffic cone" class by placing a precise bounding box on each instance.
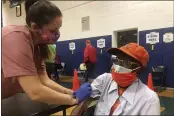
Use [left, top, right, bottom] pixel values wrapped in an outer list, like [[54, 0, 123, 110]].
[[147, 73, 154, 91], [72, 69, 80, 91]]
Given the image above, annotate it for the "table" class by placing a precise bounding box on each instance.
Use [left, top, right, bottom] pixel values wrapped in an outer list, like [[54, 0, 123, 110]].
[[31, 105, 74, 116], [2, 93, 74, 116]]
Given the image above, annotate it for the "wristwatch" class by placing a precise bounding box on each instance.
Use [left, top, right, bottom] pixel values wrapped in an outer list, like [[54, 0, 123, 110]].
[[72, 92, 77, 99], [70, 92, 78, 104]]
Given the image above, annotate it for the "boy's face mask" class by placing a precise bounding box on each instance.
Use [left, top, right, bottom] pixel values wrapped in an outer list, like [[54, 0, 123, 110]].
[[38, 30, 60, 44], [112, 64, 140, 87]]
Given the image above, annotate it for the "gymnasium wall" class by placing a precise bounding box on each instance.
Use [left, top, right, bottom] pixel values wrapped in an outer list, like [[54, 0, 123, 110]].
[[2, 1, 173, 47], [139, 27, 174, 88], [52, 1, 173, 47], [57, 27, 174, 88], [56, 35, 112, 77]]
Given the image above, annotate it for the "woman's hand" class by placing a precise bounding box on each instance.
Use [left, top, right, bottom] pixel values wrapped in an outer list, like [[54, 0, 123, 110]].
[[73, 82, 92, 104], [39, 71, 73, 95]]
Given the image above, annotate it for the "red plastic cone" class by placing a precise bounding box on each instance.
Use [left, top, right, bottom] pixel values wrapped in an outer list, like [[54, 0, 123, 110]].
[[147, 73, 154, 91], [72, 69, 80, 91]]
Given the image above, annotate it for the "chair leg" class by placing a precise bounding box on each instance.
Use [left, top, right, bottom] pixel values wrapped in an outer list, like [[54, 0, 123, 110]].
[[160, 76, 164, 92], [63, 109, 66, 116]]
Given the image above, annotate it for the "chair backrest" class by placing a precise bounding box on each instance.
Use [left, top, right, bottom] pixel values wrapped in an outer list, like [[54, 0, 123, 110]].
[[61, 62, 65, 68], [70, 102, 87, 116], [152, 66, 165, 73], [152, 66, 165, 80], [70, 99, 97, 116]]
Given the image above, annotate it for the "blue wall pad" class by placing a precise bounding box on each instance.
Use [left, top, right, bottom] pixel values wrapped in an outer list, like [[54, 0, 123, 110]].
[[139, 27, 174, 88], [56, 35, 112, 78]]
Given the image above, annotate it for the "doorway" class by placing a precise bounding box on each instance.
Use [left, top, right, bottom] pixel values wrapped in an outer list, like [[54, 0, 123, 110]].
[[114, 28, 138, 48]]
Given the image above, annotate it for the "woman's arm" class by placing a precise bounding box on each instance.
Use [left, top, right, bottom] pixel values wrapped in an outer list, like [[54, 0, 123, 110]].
[[18, 75, 77, 105], [39, 71, 73, 95]]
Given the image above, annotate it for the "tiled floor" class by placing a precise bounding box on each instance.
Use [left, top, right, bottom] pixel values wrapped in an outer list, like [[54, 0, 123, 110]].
[[52, 76, 174, 116], [157, 89, 174, 113], [51, 106, 77, 116], [160, 107, 165, 112], [158, 90, 174, 98]]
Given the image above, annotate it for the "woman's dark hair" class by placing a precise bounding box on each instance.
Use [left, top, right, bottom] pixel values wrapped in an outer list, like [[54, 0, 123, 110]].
[[25, 0, 62, 27], [25, 0, 62, 68]]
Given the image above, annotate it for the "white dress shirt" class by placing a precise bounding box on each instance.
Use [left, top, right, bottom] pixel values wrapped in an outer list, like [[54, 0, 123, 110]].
[[90, 73, 160, 115]]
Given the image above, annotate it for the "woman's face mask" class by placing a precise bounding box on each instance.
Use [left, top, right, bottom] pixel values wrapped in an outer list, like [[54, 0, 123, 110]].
[[38, 30, 60, 44], [31, 16, 62, 44]]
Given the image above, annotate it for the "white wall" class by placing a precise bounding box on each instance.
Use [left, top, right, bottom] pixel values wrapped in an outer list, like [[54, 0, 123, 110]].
[[51, 1, 90, 11], [57, 1, 173, 47], [2, 2, 26, 26], [2, 1, 89, 26], [2, 1, 173, 47]]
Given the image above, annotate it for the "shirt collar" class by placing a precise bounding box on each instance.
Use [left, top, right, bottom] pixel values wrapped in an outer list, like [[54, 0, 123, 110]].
[[108, 79, 140, 105], [108, 80, 118, 93]]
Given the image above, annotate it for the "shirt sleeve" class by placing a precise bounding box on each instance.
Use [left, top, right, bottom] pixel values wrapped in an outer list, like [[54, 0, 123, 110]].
[[140, 94, 160, 115], [2, 32, 37, 78], [90, 73, 112, 98], [84, 46, 89, 63]]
